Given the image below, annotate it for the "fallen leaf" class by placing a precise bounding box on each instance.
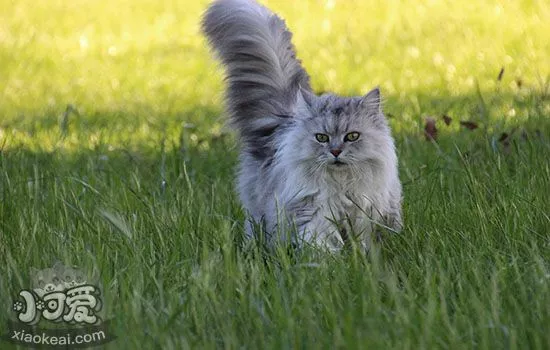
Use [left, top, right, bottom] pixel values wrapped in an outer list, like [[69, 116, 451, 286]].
[[498, 132, 511, 154], [497, 67, 504, 81], [442, 114, 452, 125], [498, 132, 509, 142], [424, 117, 437, 141], [460, 121, 479, 130]]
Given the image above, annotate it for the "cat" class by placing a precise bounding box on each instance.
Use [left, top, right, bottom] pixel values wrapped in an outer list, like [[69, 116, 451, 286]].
[[31, 263, 89, 297], [202, 0, 402, 251], [61, 265, 87, 289], [31, 262, 65, 297]]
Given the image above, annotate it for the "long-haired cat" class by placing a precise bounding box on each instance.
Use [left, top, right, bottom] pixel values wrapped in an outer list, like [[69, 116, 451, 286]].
[[202, 0, 402, 251]]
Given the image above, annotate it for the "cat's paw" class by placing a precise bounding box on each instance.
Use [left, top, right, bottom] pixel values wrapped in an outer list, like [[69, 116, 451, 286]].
[[13, 301, 24, 312], [318, 232, 345, 253], [36, 300, 45, 311]]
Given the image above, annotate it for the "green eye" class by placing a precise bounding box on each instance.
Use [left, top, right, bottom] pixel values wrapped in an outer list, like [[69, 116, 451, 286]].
[[344, 132, 360, 142], [315, 133, 329, 143]]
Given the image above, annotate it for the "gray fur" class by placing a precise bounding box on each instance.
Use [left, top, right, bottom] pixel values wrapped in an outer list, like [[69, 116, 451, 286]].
[[202, 0, 402, 251], [201, 0, 310, 161]]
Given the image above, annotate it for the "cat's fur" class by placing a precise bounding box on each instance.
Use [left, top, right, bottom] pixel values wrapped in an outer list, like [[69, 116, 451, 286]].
[[31, 262, 89, 297], [61, 266, 87, 289], [31, 262, 65, 297], [202, 0, 402, 251]]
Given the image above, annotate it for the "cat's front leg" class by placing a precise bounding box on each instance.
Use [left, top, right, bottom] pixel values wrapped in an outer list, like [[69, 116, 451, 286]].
[[342, 214, 373, 251], [296, 213, 345, 252]]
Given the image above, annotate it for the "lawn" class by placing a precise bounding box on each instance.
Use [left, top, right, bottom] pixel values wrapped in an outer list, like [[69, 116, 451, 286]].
[[1, 0, 549, 348]]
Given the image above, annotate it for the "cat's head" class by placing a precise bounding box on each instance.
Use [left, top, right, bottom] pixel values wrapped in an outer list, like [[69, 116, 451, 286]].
[[31, 264, 65, 297], [283, 87, 396, 175], [62, 266, 87, 289]]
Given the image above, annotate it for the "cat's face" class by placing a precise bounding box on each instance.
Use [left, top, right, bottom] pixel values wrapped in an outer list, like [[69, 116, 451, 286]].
[[286, 88, 394, 173], [62, 266, 87, 289], [32, 268, 64, 296]]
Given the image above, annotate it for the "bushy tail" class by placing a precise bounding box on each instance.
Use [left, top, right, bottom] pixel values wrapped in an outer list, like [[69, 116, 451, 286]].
[[202, 0, 310, 160]]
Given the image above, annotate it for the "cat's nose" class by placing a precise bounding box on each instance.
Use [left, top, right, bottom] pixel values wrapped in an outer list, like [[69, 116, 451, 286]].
[[330, 149, 342, 157]]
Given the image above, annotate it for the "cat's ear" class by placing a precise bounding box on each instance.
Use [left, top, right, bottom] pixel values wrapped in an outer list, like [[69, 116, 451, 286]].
[[297, 87, 315, 107], [30, 267, 40, 278], [294, 87, 315, 117], [360, 87, 382, 115], [53, 261, 65, 274]]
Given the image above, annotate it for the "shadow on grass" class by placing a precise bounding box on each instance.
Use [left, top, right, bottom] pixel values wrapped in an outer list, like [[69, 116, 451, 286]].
[[1, 88, 549, 210]]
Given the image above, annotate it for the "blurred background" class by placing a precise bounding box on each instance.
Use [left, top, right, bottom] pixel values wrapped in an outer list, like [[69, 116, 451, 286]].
[[1, 0, 549, 148]]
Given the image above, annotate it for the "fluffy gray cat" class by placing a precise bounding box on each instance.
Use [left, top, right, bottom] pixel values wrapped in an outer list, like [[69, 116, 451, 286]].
[[202, 0, 402, 251]]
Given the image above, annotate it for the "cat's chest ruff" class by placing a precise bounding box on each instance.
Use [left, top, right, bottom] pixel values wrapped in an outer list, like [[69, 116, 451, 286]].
[[317, 188, 365, 218], [284, 164, 377, 221], [312, 177, 366, 217]]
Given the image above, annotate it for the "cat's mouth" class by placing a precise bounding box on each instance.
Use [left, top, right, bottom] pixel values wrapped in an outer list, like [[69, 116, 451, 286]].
[[331, 160, 347, 166]]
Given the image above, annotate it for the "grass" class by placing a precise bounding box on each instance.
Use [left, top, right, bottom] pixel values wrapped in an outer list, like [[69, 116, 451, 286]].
[[1, 0, 550, 348]]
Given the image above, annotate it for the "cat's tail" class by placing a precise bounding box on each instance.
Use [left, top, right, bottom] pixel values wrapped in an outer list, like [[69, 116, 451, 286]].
[[202, 0, 311, 160]]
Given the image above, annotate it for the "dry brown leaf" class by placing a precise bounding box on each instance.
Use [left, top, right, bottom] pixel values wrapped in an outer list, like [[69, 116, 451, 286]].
[[498, 132, 509, 142], [424, 117, 438, 141], [497, 67, 505, 81], [460, 121, 479, 130]]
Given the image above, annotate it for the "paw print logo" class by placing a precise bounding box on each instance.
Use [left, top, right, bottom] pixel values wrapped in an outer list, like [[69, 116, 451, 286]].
[[13, 301, 24, 312], [36, 300, 45, 311]]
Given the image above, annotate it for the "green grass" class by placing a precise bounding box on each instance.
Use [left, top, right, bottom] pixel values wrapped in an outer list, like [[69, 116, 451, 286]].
[[1, 0, 550, 348]]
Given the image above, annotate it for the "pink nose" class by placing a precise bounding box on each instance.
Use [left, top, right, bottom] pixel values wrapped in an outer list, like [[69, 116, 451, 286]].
[[330, 149, 342, 157]]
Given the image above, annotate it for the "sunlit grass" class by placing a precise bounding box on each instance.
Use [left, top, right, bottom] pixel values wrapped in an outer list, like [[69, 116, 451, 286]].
[[1, 0, 549, 348]]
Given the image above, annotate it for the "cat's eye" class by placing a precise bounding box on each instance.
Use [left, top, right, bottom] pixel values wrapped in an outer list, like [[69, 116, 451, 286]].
[[344, 132, 360, 142], [315, 133, 329, 143]]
